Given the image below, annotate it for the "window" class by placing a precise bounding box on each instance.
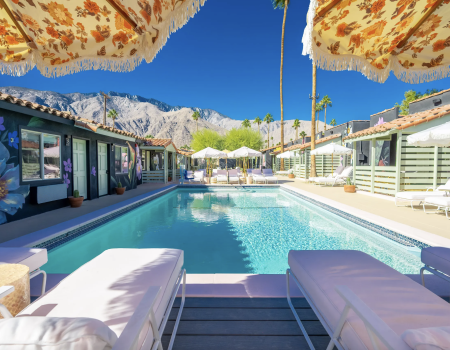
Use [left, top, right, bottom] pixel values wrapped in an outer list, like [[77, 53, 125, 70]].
[[115, 146, 128, 173], [21, 129, 61, 181]]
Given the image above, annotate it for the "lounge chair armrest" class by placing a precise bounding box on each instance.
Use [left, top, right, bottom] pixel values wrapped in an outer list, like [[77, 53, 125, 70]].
[[334, 286, 410, 350], [112, 286, 161, 350]]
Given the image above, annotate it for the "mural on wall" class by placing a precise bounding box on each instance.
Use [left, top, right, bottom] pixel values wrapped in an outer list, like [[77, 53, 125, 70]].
[[136, 145, 142, 181], [0, 119, 30, 225], [63, 158, 72, 189], [91, 166, 96, 176]]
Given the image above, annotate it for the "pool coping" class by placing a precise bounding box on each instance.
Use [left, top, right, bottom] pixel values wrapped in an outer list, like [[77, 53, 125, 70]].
[[2, 183, 448, 250], [280, 184, 450, 249]]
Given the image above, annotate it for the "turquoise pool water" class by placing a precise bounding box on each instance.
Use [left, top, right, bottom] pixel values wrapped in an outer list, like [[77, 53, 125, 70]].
[[43, 188, 423, 274]]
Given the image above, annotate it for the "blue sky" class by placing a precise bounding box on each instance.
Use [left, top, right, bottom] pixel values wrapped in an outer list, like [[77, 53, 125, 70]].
[[1, 0, 449, 125]]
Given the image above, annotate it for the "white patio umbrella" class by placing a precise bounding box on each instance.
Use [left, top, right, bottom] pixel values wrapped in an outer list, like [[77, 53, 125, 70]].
[[407, 121, 450, 147], [276, 151, 296, 159], [191, 147, 227, 177], [310, 143, 352, 173], [227, 147, 262, 174]]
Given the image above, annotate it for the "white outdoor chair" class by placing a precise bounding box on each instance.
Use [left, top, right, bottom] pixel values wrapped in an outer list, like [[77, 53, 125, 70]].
[[395, 179, 450, 209], [423, 196, 450, 219], [310, 165, 345, 184], [252, 169, 266, 184], [262, 169, 279, 184], [190, 171, 204, 184], [228, 169, 240, 184], [315, 166, 353, 187], [0, 249, 186, 350], [215, 170, 228, 184], [287, 250, 450, 350]]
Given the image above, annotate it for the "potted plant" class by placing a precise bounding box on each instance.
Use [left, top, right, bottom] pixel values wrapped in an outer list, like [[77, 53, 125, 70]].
[[288, 169, 295, 179], [68, 190, 84, 208], [115, 181, 126, 195], [344, 177, 356, 193]]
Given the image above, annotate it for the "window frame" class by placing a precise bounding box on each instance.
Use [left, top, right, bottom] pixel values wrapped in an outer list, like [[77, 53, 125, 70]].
[[19, 126, 63, 186], [114, 145, 129, 174]]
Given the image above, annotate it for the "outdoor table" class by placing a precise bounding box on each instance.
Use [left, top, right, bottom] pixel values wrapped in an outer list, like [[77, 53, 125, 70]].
[[205, 177, 210, 184], [0, 264, 30, 317], [246, 176, 253, 185], [211, 177, 217, 184]]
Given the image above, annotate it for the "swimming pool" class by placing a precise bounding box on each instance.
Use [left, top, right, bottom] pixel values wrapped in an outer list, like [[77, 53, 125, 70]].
[[43, 188, 423, 274]]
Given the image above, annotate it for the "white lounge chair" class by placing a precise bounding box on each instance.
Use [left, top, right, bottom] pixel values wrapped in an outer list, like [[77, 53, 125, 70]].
[[395, 179, 450, 209], [190, 170, 204, 184], [263, 169, 278, 184], [0, 249, 186, 350], [287, 250, 450, 350], [252, 169, 266, 184], [423, 196, 450, 219], [0, 247, 48, 296], [315, 166, 353, 187], [276, 168, 293, 175], [228, 169, 240, 184], [215, 170, 228, 184], [310, 165, 345, 183]]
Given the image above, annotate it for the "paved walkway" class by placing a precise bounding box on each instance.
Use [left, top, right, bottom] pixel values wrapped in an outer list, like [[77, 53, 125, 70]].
[[281, 178, 450, 240]]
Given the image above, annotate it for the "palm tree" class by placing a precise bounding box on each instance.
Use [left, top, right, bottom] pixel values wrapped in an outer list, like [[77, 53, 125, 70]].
[[321, 95, 332, 131], [145, 134, 154, 139], [263, 113, 274, 147], [330, 119, 337, 127], [299, 130, 307, 143], [254, 116, 262, 134], [310, 63, 318, 178], [292, 119, 301, 140], [107, 109, 118, 130], [241, 119, 251, 128], [315, 102, 323, 133], [192, 111, 201, 131], [273, 0, 290, 168]]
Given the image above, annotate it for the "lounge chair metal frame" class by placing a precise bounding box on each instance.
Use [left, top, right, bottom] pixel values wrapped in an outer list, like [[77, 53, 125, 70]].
[[420, 264, 450, 287], [286, 269, 407, 350], [0, 269, 186, 350], [422, 199, 450, 219]]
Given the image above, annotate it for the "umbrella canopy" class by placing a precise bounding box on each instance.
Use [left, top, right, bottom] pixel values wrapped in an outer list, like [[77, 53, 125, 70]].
[[191, 147, 227, 159], [222, 149, 231, 154], [407, 121, 450, 147], [303, 0, 450, 83], [276, 150, 296, 159], [310, 143, 352, 156], [227, 146, 262, 158], [0, 0, 206, 77]]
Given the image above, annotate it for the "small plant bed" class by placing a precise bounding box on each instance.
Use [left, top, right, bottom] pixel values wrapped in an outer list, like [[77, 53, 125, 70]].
[[115, 182, 126, 195], [288, 169, 295, 179], [68, 190, 84, 208]]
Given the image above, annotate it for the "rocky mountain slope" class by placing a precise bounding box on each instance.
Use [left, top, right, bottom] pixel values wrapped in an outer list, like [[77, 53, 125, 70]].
[[0, 86, 328, 147]]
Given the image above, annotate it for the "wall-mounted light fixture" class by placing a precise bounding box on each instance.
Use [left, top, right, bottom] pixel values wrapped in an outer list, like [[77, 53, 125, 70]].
[[111, 144, 114, 152], [65, 136, 71, 146], [433, 98, 442, 106]]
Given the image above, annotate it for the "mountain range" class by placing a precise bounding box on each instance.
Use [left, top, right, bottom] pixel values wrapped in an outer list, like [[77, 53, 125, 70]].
[[0, 86, 328, 148]]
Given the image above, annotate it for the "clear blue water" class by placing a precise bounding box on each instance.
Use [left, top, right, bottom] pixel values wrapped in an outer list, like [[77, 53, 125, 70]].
[[43, 188, 423, 274]]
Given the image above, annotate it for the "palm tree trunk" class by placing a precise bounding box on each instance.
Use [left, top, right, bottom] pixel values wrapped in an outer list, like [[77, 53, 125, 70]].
[[324, 105, 327, 131], [279, 0, 287, 170], [316, 111, 319, 133], [310, 64, 317, 178], [258, 124, 260, 135], [267, 124, 270, 147], [196, 120, 198, 132]]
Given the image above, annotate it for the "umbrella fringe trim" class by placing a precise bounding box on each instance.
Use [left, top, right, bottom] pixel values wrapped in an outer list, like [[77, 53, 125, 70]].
[[302, 0, 450, 84], [0, 0, 206, 78]]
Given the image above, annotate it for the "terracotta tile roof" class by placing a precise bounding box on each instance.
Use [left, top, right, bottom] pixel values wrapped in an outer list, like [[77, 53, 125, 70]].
[[260, 143, 289, 152], [0, 92, 150, 142], [410, 88, 450, 104], [285, 133, 341, 151], [343, 104, 450, 141], [177, 149, 194, 156], [143, 138, 172, 147]]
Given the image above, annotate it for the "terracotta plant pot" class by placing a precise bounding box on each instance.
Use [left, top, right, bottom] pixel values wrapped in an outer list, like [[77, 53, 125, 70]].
[[288, 174, 295, 179], [168, 177, 172, 182], [115, 187, 126, 195], [344, 185, 356, 193], [68, 196, 84, 208]]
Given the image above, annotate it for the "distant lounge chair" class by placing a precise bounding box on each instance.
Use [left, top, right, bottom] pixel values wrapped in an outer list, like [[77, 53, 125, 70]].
[[423, 196, 450, 219], [309, 165, 345, 183], [395, 179, 450, 209], [228, 169, 240, 184], [263, 169, 278, 184], [277, 168, 293, 175], [215, 170, 228, 184], [190, 171, 204, 184], [252, 169, 266, 184], [287, 250, 450, 350], [315, 166, 353, 187], [1, 249, 186, 350]]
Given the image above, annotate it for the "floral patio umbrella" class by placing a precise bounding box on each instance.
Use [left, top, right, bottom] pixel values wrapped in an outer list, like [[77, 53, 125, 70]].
[[303, 0, 450, 83], [0, 0, 206, 77]]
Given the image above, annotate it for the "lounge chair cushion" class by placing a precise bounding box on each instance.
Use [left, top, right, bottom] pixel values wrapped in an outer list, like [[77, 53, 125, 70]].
[[422, 247, 450, 276], [0, 248, 48, 272], [402, 327, 450, 350], [289, 250, 450, 350], [424, 197, 450, 207], [396, 192, 444, 200], [19, 249, 183, 348], [0, 316, 117, 350]]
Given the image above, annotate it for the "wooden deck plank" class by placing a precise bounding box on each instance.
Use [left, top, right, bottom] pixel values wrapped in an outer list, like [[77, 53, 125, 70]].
[[169, 307, 318, 321], [173, 297, 310, 308], [164, 320, 327, 336], [161, 335, 331, 350]]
